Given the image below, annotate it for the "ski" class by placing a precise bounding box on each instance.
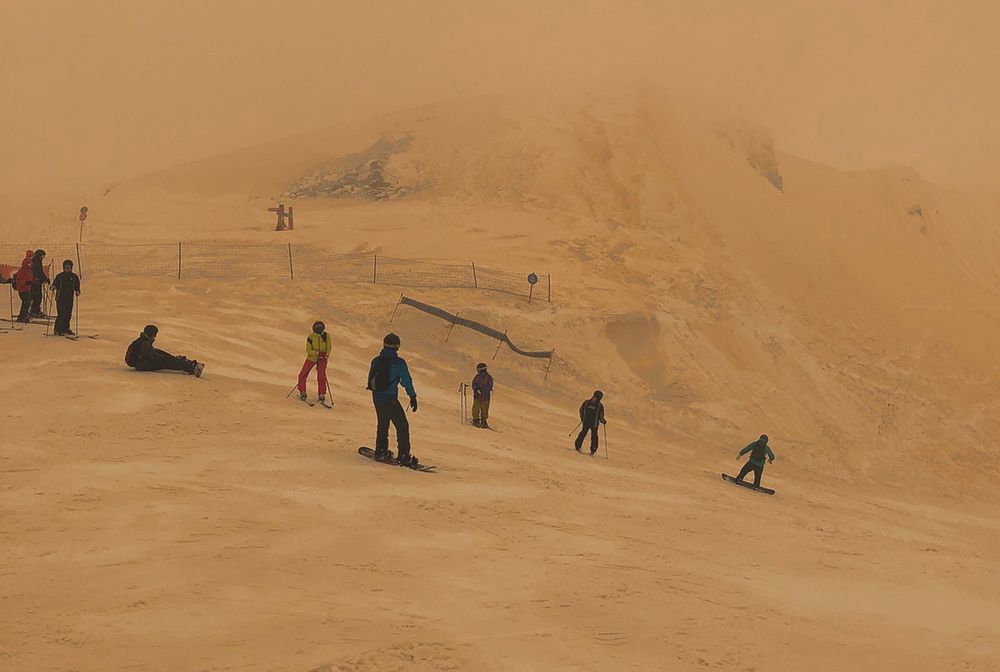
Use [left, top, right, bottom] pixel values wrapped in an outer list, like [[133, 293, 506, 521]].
[[317, 399, 333, 409], [298, 397, 315, 407]]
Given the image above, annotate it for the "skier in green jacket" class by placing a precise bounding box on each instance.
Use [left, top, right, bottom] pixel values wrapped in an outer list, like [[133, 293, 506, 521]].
[[735, 434, 775, 489]]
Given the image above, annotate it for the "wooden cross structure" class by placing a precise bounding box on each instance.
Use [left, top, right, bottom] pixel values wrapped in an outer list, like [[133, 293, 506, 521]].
[[269, 203, 294, 231]]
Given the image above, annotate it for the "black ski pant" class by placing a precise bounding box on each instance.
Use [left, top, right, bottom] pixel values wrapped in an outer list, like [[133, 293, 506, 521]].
[[575, 425, 599, 453], [133, 349, 195, 374], [55, 296, 74, 333], [16, 290, 31, 321], [736, 460, 764, 488], [374, 398, 410, 460], [29, 284, 43, 315]]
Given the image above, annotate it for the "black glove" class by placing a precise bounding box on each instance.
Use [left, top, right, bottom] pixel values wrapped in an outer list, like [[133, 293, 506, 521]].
[[600, 419, 607, 425], [409, 396, 418, 412]]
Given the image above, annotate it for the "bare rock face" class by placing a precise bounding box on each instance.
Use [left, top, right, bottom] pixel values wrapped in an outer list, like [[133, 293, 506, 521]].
[[718, 126, 784, 192], [284, 135, 421, 200], [745, 140, 784, 192]]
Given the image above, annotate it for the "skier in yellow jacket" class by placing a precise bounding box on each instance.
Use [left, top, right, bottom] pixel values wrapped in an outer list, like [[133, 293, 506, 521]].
[[297, 321, 332, 407]]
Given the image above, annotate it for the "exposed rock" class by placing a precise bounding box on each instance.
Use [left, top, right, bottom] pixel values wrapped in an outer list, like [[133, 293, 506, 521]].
[[284, 135, 422, 200]]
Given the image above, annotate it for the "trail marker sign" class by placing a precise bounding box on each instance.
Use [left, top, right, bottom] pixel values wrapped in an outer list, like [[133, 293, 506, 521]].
[[269, 203, 294, 231]]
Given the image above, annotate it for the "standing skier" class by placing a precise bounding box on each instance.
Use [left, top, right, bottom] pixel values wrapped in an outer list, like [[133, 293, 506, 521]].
[[297, 320, 331, 407], [734, 434, 775, 489], [366, 332, 419, 467], [574, 390, 607, 455], [13, 250, 33, 323], [471, 362, 494, 428], [28, 249, 50, 318], [124, 324, 205, 377], [51, 259, 81, 336]]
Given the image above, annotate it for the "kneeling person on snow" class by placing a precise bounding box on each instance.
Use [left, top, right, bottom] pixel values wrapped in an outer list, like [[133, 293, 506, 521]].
[[471, 362, 494, 428], [298, 321, 331, 406], [367, 332, 419, 467], [735, 434, 774, 489], [575, 390, 607, 455], [124, 325, 205, 377]]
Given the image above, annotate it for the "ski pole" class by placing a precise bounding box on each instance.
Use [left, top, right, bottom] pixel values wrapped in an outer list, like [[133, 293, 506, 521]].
[[603, 423, 609, 460], [567, 421, 581, 437], [44, 288, 51, 338]]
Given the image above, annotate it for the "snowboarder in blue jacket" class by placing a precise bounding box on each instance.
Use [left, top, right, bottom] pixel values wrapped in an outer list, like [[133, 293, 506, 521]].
[[367, 332, 419, 466]]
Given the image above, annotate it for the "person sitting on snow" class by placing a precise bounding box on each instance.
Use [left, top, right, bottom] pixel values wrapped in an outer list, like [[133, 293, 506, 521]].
[[124, 324, 205, 377]]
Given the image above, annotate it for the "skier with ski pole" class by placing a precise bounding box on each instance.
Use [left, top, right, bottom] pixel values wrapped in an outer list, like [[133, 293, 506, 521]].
[[295, 320, 332, 408], [471, 362, 494, 429], [51, 259, 81, 337], [574, 390, 607, 456], [13, 250, 33, 323]]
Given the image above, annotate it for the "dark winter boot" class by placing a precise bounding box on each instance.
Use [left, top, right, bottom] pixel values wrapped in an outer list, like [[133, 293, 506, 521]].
[[472, 418, 482, 427]]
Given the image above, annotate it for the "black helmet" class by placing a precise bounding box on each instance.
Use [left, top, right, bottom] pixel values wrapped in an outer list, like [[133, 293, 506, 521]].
[[63, 259, 73, 268], [476, 362, 488, 371], [383, 332, 401, 348], [34, 249, 46, 258], [759, 434, 769, 443], [593, 390, 604, 399], [143, 324, 159, 338], [312, 320, 325, 334]]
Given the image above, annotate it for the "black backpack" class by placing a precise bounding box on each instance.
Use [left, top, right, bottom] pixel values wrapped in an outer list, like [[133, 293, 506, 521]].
[[368, 356, 394, 392]]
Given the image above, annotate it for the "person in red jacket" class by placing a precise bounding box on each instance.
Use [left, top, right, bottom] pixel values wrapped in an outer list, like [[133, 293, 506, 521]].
[[13, 250, 33, 323]]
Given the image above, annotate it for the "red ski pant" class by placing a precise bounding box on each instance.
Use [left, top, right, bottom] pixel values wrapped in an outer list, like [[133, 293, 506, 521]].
[[297, 357, 328, 396]]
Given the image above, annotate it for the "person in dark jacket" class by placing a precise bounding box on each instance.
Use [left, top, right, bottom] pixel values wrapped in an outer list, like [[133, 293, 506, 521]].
[[575, 390, 607, 455], [51, 260, 81, 336], [735, 435, 775, 489], [124, 325, 205, 377], [471, 362, 494, 428], [28, 249, 50, 318], [366, 332, 419, 466], [13, 250, 33, 323]]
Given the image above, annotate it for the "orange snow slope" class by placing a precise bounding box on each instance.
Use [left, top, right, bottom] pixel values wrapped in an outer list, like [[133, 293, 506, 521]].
[[3, 94, 1000, 670]]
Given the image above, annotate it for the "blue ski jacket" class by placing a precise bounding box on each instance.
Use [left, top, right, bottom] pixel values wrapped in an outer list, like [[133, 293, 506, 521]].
[[367, 347, 417, 403]]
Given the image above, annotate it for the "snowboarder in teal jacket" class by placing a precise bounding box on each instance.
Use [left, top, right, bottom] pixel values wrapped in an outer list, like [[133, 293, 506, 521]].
[[366, 332, 419, 466], [735, 434, 774, 488]]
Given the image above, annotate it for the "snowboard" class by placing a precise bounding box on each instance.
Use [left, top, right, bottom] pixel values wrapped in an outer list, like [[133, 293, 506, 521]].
[[722, 473, 774, 495], [357, 446, 436, 473]]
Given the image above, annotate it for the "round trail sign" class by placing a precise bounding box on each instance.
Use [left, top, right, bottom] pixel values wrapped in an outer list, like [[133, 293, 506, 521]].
[[79, 206, 88, 221], [527, 273, 539, 285]]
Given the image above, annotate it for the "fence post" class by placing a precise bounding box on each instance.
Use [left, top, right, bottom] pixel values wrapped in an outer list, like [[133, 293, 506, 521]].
[[471, 262, 478, 288], [287, 243, 294, 279], [75, 243, 83, 279], [492, 331, 507, 360], [544, 351, 555, 381], [177, 242, 182, 280], [548, 273, 552, 302], [373, 254, 378, 283], [445, 314, 460, 342], [388, 294, 403, 325]]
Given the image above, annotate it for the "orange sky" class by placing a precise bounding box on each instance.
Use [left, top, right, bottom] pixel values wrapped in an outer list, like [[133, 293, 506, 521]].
[[1, 0, 998, 191]]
